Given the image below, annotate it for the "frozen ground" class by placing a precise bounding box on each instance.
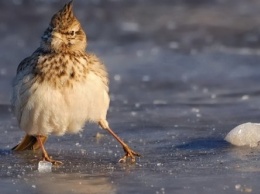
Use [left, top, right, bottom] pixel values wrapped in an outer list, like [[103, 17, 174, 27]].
[[1, 0, 260, 193]]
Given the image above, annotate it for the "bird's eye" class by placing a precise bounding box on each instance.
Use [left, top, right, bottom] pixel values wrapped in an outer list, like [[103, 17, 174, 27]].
[[70, 31, 75, 36]]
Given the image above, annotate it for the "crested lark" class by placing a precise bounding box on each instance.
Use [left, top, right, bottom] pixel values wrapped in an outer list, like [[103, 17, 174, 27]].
[[12, 1, 140, 164]]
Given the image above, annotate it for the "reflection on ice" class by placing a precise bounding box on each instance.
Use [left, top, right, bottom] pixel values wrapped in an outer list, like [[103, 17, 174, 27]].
[[33, 173, 116, 194]]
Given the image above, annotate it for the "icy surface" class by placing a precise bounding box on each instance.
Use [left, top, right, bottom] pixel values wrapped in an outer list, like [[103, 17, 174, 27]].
[[2, 0, 260, 194]]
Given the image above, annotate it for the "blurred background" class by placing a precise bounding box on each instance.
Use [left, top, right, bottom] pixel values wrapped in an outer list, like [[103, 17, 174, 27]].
[[1, 0, 260, 104], [1, 0, 260, 193]]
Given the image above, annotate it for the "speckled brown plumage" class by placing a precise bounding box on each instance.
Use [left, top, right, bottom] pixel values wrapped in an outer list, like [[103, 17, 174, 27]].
[[12, 1, 140, 165]]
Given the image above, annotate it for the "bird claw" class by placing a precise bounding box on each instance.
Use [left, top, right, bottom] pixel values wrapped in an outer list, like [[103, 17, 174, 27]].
[[51, 160, 63, 166], [118, 146, 141, 163], [118, 155, 127, 163], [42, 154, 63, 165]]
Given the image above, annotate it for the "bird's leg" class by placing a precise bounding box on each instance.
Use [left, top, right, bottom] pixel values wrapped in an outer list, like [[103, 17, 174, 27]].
[[36, 135, 62, 165], [99, 120, 141, 163]]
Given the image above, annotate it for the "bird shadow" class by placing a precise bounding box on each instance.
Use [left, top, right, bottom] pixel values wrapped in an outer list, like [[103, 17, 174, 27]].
[[0, 149, 12, 156]]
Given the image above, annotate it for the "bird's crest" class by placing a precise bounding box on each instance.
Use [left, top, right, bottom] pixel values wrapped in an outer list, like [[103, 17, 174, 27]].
[[50, 1, 77, 31]]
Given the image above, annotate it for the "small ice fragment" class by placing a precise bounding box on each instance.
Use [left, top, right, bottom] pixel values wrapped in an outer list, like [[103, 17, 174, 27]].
[[38, 161, 52, 173], [235, 184, 241, 190], [75, 142, 81, 147], [225, 122, 260, 147], [32, 185, 36, 189]]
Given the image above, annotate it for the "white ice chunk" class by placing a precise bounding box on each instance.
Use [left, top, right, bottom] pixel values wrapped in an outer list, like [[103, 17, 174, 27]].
[[38, 161, 52, 173], [225, 122, 260, 147]]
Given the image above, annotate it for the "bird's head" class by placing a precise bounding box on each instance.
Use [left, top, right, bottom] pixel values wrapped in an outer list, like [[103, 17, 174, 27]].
[[41, 1, 87, 53]]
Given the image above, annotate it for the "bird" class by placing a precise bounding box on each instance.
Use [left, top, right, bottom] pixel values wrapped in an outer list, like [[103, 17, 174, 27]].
[[11, 1, 140, 165]]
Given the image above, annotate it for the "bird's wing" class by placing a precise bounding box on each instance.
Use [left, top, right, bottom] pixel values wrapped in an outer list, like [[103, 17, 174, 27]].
[[16, 48, 42, 74], [16, 57, 31, 74], [12, 50, 46, 152]]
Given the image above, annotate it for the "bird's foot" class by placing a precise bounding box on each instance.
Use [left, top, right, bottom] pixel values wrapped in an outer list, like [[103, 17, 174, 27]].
[[119, 145, 141, 163], [42, 154, 63, 165]]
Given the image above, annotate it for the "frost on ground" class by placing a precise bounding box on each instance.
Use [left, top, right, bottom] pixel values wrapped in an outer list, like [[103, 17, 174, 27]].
[[225, 123, 260, 147]]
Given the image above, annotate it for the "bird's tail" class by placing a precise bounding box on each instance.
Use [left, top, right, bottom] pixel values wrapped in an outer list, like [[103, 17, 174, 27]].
[[12, 134, 47, 151]]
